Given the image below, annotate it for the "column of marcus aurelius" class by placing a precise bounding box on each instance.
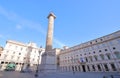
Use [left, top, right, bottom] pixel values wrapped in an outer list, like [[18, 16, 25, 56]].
[[40, 12, 57, 73]]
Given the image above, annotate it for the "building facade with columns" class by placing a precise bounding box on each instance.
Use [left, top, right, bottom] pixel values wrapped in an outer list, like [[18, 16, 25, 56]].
[[0, 40, 45, 71], [59, 30, 120, 72]]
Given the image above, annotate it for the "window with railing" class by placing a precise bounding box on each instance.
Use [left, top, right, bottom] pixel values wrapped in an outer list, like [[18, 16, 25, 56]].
[[100, 54, 105, 60], [106, 53, 111, 60], [114, 52, 120, 59]]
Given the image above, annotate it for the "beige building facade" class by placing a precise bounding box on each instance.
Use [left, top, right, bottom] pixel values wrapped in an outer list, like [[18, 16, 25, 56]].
[[59, 30, 120, 72], [0, 40, 45, 71]]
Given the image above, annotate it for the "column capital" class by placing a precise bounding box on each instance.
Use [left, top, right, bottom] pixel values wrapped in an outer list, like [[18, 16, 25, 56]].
[[47, 12, 56, 19]]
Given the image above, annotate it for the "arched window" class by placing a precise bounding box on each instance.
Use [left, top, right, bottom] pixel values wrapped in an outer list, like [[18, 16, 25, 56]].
[[114, 51, 120, 59]]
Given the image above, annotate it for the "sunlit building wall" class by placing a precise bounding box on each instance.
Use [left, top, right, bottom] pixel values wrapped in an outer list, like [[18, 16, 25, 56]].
[[0, 40, 45, 71], [59, 30, 120, 72]]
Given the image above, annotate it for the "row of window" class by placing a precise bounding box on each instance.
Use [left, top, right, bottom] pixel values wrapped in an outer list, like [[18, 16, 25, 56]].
[[8, 45, 25, 51], [90, 38, 103, 44], [63, 47, 116, 60], [5, 50, 39, 57], [60, 52, 120, 64], [3, 55, 39, 62], [8, 45, 38, 53], [89, 36, 120, 45]]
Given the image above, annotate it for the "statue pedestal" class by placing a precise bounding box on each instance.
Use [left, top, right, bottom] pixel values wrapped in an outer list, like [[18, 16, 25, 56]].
[[40, 50, 56, 73]]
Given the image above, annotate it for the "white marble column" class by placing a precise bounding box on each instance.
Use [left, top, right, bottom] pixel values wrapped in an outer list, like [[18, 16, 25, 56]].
[[45, 12, 56, 52]]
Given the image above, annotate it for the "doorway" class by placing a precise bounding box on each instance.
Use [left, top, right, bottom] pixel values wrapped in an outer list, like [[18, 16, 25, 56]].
[[104, 64, 109, 71], [110, 63, 116, 71], [82, 65, 86, 72]]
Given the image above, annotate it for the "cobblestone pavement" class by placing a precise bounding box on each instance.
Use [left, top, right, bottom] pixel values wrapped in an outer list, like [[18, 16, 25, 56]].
[[37, 72, 120, 78], [0, 71, 35, 78], [0, 71, 119, 78]]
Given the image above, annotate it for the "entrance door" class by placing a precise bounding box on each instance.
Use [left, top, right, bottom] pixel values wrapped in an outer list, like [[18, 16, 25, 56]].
[[82, 65, 86, 72], [72, 66, 74, 72], [104, 64, 109, 71], [111, 63, 116, 71], [97, 65, 101, 71]]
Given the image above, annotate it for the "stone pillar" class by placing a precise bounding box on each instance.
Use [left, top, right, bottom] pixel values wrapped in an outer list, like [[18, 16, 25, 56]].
[[45, 12, 56, 52], [107, 63, 112, 72], [85, 65, 89, 72], [94, 64, 99, 72], [40, 12, 56, 73], [89, 64, 93, 72], [80, 65, 83, 72], [100, 63, 105, 72]]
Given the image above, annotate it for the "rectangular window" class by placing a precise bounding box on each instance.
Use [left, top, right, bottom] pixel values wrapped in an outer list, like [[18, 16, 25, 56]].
[[100, 55, 104, 60], [16, 46, 18, 49], [13, 52, 15, 54], [89, 57, 93, 62], [106, 54, 111, 60], [90, 42, 92, 44], [9, 45, 11, 48], [17, 57, 20, 60], [117, 39, 120, 44], [21, 48, 23, 51], [4, 55, 7, 59], [94, 56, 98, 61], [114, 52, 120, 59], [109, 41, 113, 45], [24, 57, 26, 60], [19, 53, 21, 55], [102, 43, 106, 47], [11, 56, 14, 59]]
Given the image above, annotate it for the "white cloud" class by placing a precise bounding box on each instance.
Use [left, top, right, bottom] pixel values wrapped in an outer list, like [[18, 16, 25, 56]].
[[0, 5, 66, 48], [0, 5, 45, 34], [16, 24, 22, 29], [0, 34, 10, 39], [0, 34, 3, 38], [54, 38, 65, 47], [0, 34, 7, 39]]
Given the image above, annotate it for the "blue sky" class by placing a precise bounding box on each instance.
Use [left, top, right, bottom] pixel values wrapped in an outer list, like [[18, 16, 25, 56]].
[[0, 0, 120, 48]]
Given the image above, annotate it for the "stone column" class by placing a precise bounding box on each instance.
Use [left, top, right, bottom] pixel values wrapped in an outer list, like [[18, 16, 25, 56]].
[[45, 12, 56, 52], [85, 65, 88, 72], [107, 63, 112, 72], [80, 65, 83, 72], [40, 12, 57, 73], [94, 64, 99, 72]]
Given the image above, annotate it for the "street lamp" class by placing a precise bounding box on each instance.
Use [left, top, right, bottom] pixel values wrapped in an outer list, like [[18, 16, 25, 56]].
[[35, 46, 42, 77]]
